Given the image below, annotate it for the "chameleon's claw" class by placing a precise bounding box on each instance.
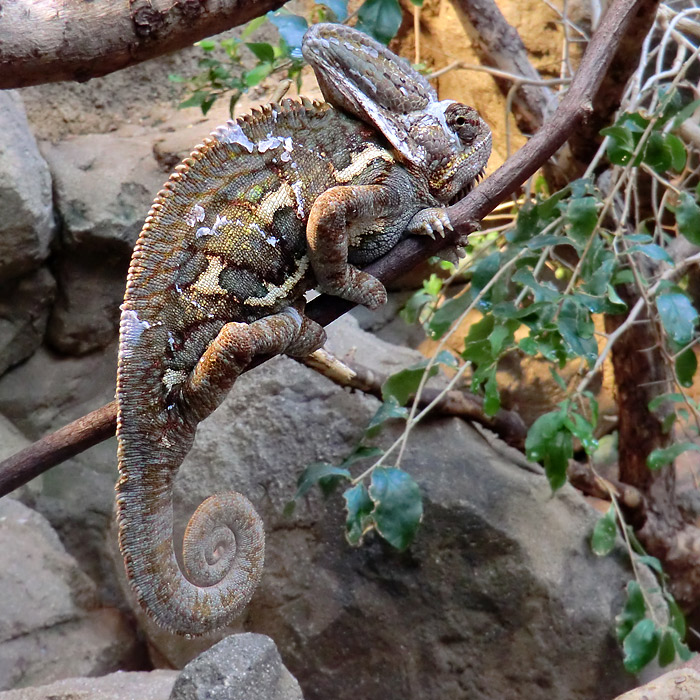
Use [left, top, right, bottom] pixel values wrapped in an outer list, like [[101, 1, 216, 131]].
[[407, 207, 454, 240]]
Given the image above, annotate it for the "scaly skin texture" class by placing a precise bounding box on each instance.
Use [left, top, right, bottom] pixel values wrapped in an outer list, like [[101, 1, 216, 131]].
[[116, 25, 492, 636]]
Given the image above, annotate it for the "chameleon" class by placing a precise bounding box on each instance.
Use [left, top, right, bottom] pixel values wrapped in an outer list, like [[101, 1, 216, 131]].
[[116, 22, 492, 636]]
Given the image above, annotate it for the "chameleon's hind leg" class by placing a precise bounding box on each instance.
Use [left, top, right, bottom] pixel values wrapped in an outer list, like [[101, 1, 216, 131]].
[[179, 307, 325, 425]]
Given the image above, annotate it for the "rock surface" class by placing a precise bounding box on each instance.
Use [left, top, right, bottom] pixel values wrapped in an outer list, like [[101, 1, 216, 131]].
[[0, 268, 55, 375], [0, 498, 142, 690], [0, 91, 54, 283], [170, 634, 304, 700], [0, 670, 178, 700]]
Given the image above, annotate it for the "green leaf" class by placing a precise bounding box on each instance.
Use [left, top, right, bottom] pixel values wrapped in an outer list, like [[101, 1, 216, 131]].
[[658, 630, 676, 667], [657, 291, 698, 345], [558, 298, 597, 367], [622, 619, 661, 673], [675, 192, 700, 245], [525, 409, 572, 490], [666, 133, 687, 172], [366, 397, 409, 436], [294, 462, 352, 499], [315, 0, 349, 20], [382, 362, 438, 406], [428, 291, 473, 339], [616, 580, 647, 641], [483, 371, 500, 416], [344, 483, 374, 545], [591, 506, 617, 556], [197, 39, 217, 51], [507, 204, 540, 243], [369, 467, 423, 550], [356, 0, 402, 43], [667, 598, 687, 638], [565, 196, 598, 246], [267, 11, 308, 58], [627, 243, 674, 264], [637, 554, 663, 574], [244, 62, 273, 87], [643, 131, 672, 173], [240, 15, 267, 39], [676, 347, 697, 387], [340, 446, 383, 469], [647, 442, 700, 470], [246, 41, 275, 63]]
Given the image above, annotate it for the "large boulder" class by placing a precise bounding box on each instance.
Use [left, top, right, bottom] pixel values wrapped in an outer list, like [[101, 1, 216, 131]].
[[0, 92, 54, 284], [0, 498, 141, 690]]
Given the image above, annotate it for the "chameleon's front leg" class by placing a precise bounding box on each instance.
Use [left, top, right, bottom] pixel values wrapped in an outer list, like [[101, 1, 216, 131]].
[[117, 307, 325, 635], [306, 184, 406, 310]]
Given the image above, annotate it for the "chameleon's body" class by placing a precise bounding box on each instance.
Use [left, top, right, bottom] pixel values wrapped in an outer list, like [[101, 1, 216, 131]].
[[116, 24, 491, 636]]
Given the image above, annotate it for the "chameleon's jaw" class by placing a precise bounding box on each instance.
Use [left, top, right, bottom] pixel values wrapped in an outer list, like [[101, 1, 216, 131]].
[[430, 125, 492, 204], [448, 168, 486, 206]]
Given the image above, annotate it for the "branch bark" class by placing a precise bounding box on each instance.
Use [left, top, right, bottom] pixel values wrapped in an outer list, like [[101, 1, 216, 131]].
[[0, 0, 288, 89], [0, 0, 648, 499]]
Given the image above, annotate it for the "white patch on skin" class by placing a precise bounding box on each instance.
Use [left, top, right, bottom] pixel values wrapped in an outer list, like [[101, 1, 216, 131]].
[[192, 257, 228, 295], [291, 180, 305, 219], [196, 214, 231, 238], [258, 183, 296, 225], [257, 135, 288, 153], [344, 41, 355, 51], [284, 137, 293, 152], [162, 368, 188, 392], [422, 100, 460, 147], [329, 36, 340, 45], [120, 309, 151, 358], [266, 235, 279, 247], [185, 204, 206, 227], [334, 144, 394, 183], [167, 332, 177, 351], [245, 256, 309, 306], [216, 121, 255, 153], [281, 151, 291, 162]]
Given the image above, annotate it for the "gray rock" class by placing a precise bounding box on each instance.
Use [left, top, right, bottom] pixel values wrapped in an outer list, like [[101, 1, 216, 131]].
[[40, 131, 164, 254], [46, 250, 127, 355], [0, 342, 121, 599], [0, 267, 56, 375], [0, 670, 178, 700], [170, 634, 303, 700], [39, 130, 164, 353], [0, 499, 141, 690], [0, 92, 55, 283]]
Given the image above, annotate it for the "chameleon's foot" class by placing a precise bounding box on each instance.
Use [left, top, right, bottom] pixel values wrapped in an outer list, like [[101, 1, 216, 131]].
[[407, 207, 453, 239], [318, 267, 387, 310], [436, 246, 468, 265]]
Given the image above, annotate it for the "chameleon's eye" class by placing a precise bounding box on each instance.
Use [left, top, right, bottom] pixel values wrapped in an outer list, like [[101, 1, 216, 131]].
[[445, 103, 482, 146]]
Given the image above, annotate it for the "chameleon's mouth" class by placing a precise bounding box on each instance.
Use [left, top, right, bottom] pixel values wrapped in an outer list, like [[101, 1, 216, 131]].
[[448, 169, 485, 206]]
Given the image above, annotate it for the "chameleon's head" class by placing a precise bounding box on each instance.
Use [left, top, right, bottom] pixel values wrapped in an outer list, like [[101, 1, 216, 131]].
[[302, 23, 491, 203], [410, 100, 492, 203]]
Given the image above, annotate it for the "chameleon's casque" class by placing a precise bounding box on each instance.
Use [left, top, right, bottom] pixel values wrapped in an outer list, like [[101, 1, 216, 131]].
[[116, 23, 491, 635]]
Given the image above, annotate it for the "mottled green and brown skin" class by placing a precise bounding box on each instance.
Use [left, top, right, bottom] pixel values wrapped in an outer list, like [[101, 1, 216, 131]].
[[116, 25, 491, 636]]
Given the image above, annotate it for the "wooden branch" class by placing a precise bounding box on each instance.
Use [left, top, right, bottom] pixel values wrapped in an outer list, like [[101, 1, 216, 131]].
[[303, 355, 528, 449], [0, 0, 288, 89], [0, 0, 647, 498]]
